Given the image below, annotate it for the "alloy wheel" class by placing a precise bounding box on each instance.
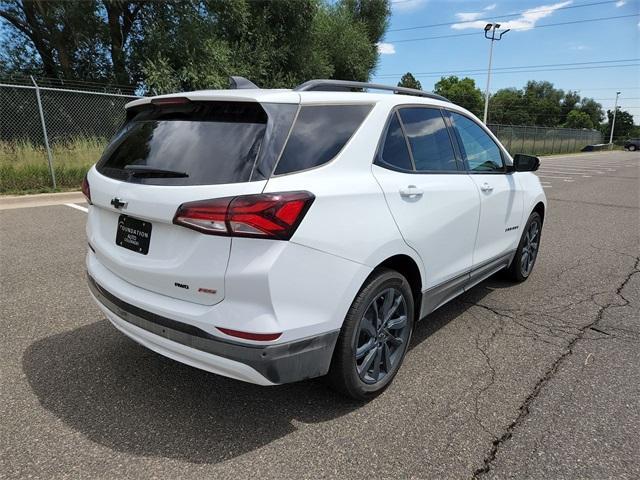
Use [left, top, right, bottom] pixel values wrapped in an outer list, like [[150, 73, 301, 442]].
[[520, 220, 540, 277], [355, 288, 410, 384]]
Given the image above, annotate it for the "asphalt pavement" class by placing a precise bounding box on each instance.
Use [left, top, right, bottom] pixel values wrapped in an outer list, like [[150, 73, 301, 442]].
[[0, 151, 638, 479]]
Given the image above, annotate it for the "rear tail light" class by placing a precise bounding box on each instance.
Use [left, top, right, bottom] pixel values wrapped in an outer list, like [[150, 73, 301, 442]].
[[81, 173, 91, 204], [173, 191, 314, 240]]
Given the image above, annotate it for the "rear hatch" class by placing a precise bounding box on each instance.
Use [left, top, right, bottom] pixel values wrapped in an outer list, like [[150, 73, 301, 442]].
[[87, 97, 298, 305]]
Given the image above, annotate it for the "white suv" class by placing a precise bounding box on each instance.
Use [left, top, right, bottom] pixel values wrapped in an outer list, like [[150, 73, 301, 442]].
[[85, 78, 546, 399]]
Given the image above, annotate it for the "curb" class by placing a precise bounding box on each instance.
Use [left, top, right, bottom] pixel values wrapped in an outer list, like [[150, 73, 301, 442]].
[[0, 191, 85, 210]]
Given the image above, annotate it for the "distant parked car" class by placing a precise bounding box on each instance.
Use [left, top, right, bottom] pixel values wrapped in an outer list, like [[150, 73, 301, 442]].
[[624, 139, 639, 151], [84, 77, 546, 399]]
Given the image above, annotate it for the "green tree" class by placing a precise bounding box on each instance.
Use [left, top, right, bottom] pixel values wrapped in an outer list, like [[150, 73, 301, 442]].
[[523, 80, 564, 127], [137, 0, 325, 92], [1, 0, 390, 92], [0, 1, 143, 86], [488, 88, 531, 125], [140, 0, 388, 92], [602, 109, 635, 141], [313, 1, 384, 84], [343, 0, 389, 44], [397, 72, 421, 90], [486, 81, 604, 128], [433, 76, 483, 117], [578, 98, 605, 126], [560, 91, 581, 124], [564, 110, 594, 129]]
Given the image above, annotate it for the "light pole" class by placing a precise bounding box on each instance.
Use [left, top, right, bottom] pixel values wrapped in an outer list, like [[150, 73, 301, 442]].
[[483, 23, 510, 124], [609, 91, 621, 146]]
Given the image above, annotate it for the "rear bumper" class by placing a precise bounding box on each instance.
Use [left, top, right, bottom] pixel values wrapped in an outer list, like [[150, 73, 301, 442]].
[[88, 275, 339, 385]]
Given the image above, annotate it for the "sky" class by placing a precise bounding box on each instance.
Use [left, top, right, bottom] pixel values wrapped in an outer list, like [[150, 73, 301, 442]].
[[372, 0, 640, 118]]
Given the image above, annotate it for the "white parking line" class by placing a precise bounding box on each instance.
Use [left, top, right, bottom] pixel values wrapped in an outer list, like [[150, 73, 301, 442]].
[[540, 165, 609, 172], [64, 203, 88, 213], [536, 175, 575, 181], [542, 153, 606, 159], [554, 164, 619, 168], [543, 163, 616, 169], [545, 159, 623, 164], [556, 162, 624, 167], [546, 155, 626, 161], [537, 170, 592, 177]]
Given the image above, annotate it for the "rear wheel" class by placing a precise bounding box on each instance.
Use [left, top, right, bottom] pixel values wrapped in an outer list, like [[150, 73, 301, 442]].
[[629, 144, 637, 151], [328, 269, 414, 400], [505, 212, 542, 282]]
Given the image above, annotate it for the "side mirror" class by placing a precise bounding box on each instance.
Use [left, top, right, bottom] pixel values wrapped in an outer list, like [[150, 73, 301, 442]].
[[513, 153, 540, 172]]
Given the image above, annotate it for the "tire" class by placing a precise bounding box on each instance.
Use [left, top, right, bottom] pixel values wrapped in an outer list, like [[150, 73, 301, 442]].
[[328, 268, 414, 400], [505, 212, 542, 283], [629, 144, 637, 151]]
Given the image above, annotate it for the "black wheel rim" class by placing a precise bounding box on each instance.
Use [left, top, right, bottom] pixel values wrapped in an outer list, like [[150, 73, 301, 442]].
[[355, 288, 410, 384], [520, 220, 540, 277]]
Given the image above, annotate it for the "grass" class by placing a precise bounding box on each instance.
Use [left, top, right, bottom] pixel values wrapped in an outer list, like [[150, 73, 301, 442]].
[[0, 138, 106, 194]]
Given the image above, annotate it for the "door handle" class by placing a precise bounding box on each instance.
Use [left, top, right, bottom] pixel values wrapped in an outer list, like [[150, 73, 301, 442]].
[[399, 185, 424, 198], [480, 182, 494, 193]]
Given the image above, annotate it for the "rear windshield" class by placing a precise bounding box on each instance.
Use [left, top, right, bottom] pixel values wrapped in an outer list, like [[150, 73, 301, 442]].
[[97, 101, 296, 186]]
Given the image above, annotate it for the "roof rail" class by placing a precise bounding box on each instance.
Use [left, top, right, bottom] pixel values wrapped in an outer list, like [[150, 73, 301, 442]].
[[293, 79, 450, 102]]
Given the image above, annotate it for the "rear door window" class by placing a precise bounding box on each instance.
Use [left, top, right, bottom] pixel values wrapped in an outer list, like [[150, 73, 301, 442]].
[[97, 101, 296, 186], [274, 105, 372, 175], [398, 108, 458, 172]]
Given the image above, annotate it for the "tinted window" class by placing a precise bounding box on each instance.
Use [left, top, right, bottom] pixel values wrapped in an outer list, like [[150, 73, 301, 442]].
[[274, 105, 372, 175], [379, 112, 413, 171], [398, 108, 457, 171], [97, 101, 296, 186], [449, 112, 504, 172]]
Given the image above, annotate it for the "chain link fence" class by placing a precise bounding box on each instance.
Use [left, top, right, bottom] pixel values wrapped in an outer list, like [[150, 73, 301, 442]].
[[487, 124, 602, 156], [1, 82, 605, 193], [0, 81, 138, 193]]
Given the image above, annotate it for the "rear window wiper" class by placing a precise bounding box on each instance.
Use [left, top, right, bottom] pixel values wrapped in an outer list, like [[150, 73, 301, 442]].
[[124, 165, 189, 178]]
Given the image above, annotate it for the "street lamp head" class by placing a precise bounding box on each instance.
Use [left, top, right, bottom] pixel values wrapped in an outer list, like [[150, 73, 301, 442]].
[[484, 23, 493, 31], [616, 91, 621, 95], [494, 23, 501, 29]]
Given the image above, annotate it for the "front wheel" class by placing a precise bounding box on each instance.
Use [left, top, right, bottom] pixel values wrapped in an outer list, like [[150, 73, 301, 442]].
[[629, 144, 637, 151], [505, 211, 543, 282], [328, 269, 414, 400]]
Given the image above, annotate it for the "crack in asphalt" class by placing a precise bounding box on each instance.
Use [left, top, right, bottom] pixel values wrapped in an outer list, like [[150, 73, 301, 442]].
[[553, 248, 600, 282], [472, 318, 501, 437], [600, 325, 640, 337], [466, 301, 578, 345], [589, 243, 639, 263], [471, 256, 640, 479]]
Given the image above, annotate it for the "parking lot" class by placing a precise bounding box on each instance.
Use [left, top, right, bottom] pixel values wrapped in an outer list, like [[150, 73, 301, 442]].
[[1, 150, 638, 479]]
